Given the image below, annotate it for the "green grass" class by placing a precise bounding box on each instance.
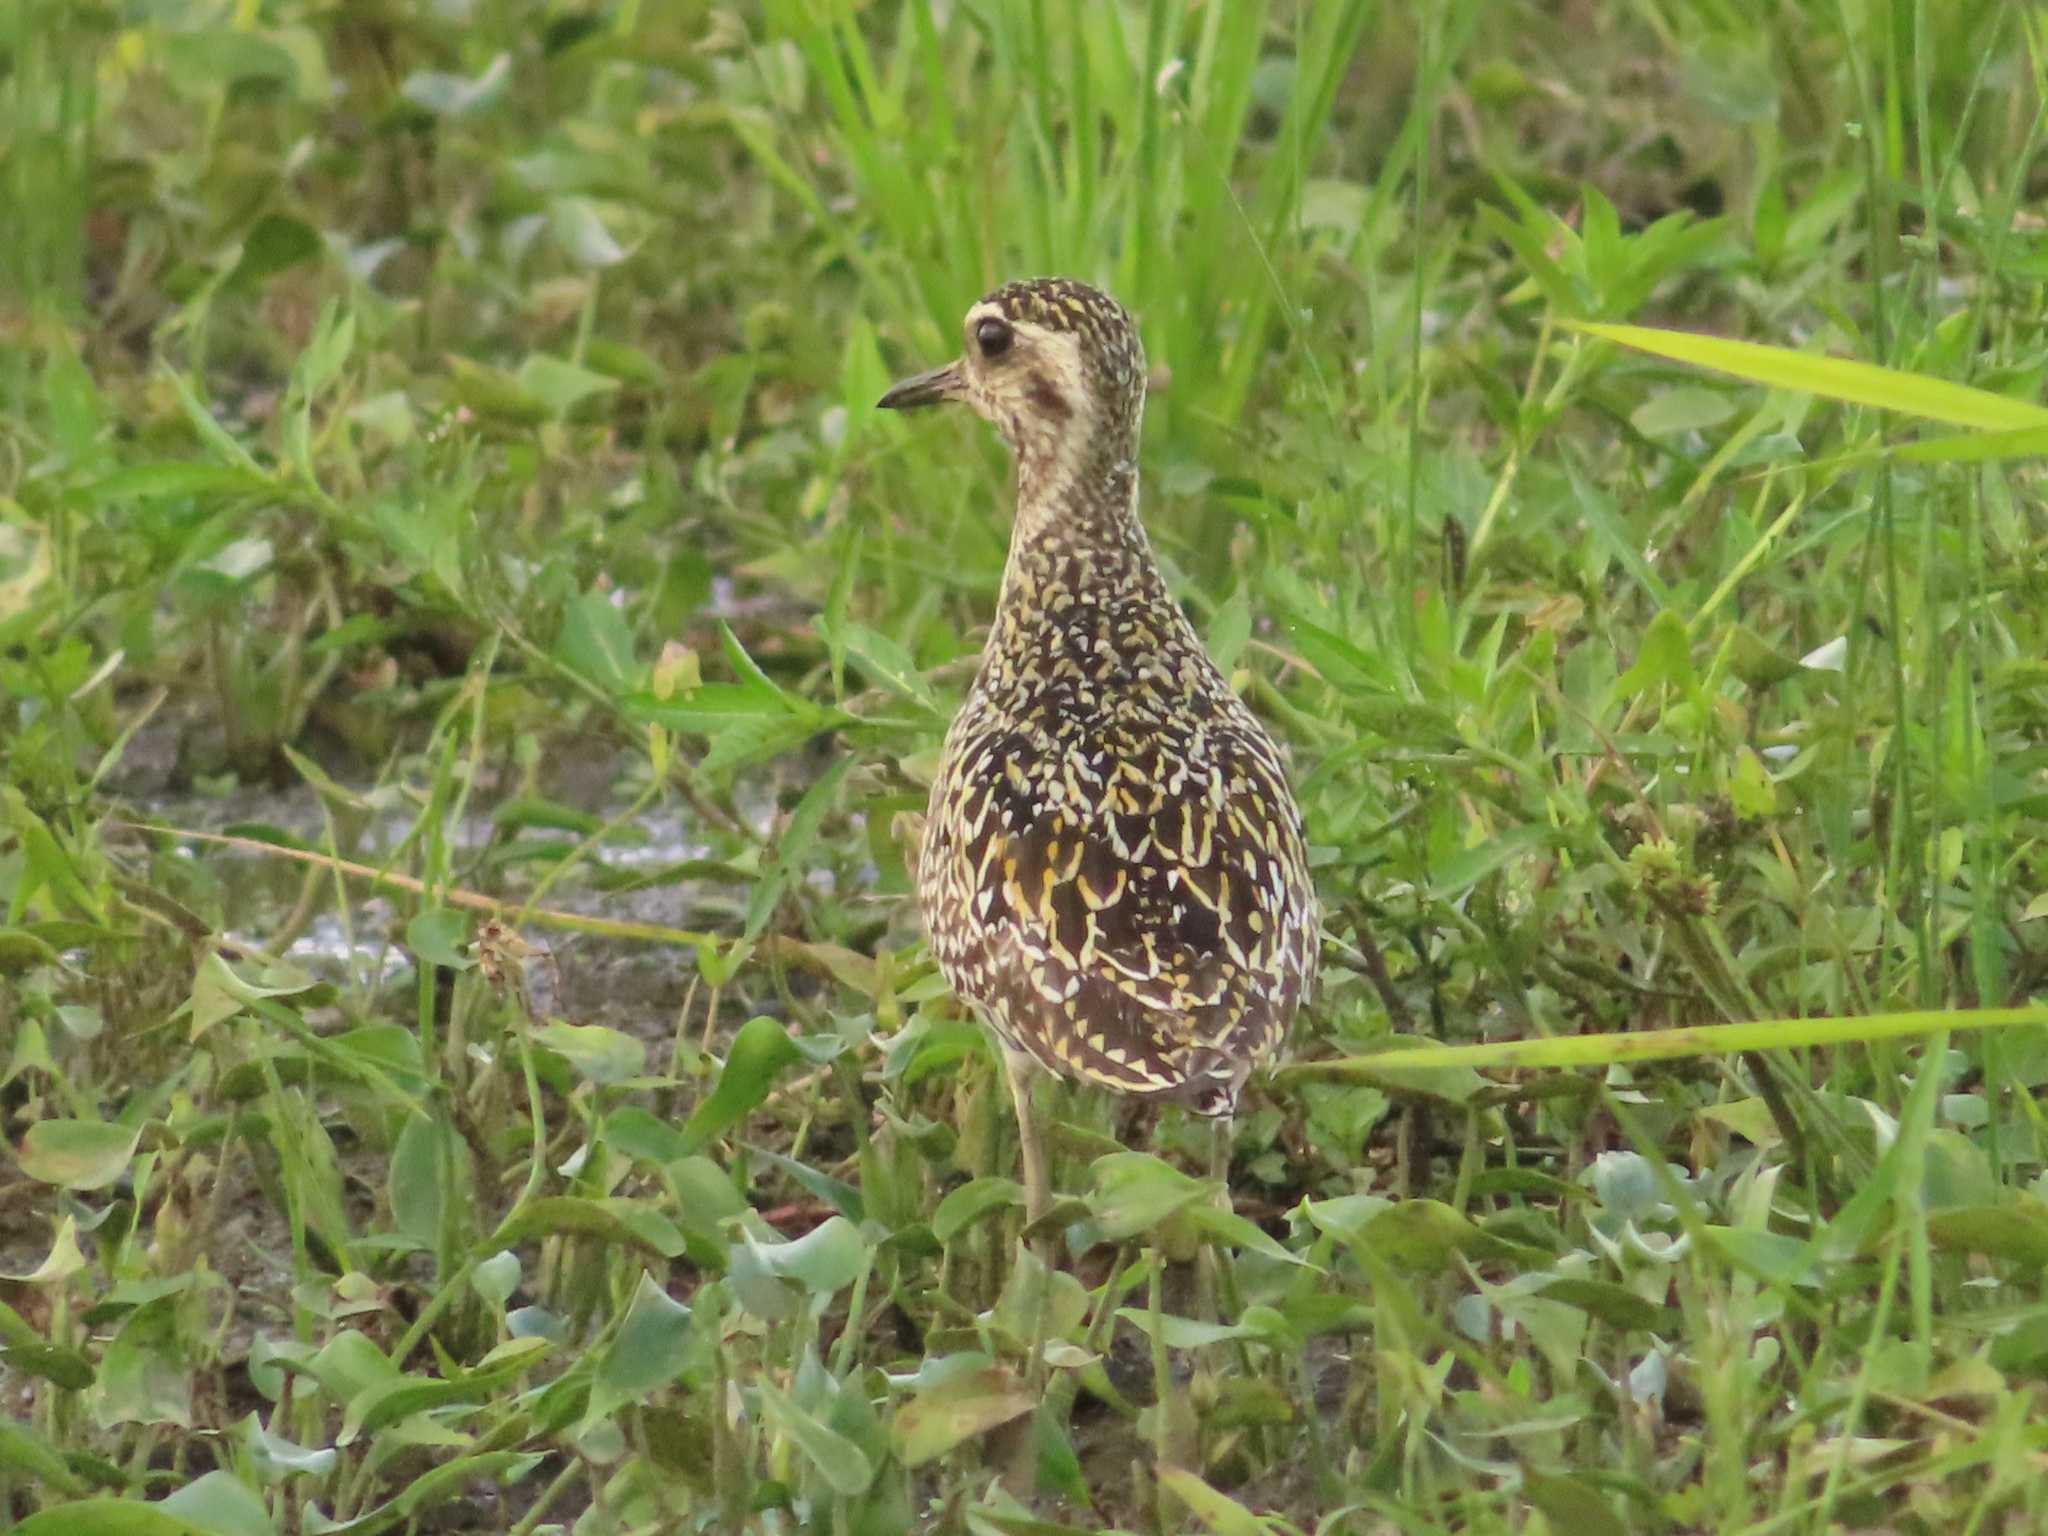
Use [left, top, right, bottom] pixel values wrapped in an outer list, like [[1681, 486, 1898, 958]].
[[6, 0, 2048, 1531]]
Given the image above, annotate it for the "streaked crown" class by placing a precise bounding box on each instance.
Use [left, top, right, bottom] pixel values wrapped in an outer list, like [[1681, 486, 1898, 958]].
[[975, 278, 1145, 410]]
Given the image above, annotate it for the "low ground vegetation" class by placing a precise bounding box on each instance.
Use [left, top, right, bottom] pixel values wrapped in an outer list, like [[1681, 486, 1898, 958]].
[[5, 2, 2048, 1532]]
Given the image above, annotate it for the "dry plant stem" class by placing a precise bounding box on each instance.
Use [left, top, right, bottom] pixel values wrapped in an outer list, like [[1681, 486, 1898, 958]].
[[663, 970, 700, 1117], [698, 981, 724, 1053], [1338, 921, 1416, 1032], [507, 1460, 583, 1536], [110, 821, 863, 987], [1742, 1046, 1809, 1172], [266, 856, 329, 955]]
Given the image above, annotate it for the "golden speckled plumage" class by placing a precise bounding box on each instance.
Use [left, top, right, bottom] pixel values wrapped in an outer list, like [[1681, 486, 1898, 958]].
[[882, 277, 1317, 1124]]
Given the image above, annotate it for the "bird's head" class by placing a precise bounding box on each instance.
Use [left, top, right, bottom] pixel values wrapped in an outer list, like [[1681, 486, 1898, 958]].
[[878, 279, 1146, 470]]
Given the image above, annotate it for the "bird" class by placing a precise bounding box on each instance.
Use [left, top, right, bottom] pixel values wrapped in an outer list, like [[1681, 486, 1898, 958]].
[[877, 277, 1318, 1230]]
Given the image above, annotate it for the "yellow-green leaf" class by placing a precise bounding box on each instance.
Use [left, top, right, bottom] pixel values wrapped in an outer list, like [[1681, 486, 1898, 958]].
[[1574, 322, 2048, 431], [891, 1364, 1034, 1466], [18, 1120, 142, 1190]]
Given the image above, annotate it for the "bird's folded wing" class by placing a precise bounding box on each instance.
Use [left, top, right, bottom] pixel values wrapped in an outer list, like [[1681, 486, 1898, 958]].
[[928, 728, 1306, 1095]]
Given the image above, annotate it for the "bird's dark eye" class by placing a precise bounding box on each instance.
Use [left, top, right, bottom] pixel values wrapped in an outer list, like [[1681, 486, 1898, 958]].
[[975, 317, 1014, 359]]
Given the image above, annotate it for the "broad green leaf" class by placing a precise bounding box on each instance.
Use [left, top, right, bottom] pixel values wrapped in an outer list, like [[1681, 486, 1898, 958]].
[[1115, 1311, 1267, 1350], [490, 1197, 685, 1259], [301, 1331, 398, 1403], [97, 1299, 192, 1428], [1617, 610, 1696, 697], [373, 1452, 545, 1524], [1896, 424, 2048, 463], [1317, 1198, 1539, 1270], [625, 683, 796, 730], [1927, 1202, 2048, 1268], [190, 950, 323, 1043], [399, 54, 510, 116], [241, 1414, 338, 1482], [678, 1015, 804, 1152], [1085, 1153, 1205, 1240], [589, 1273, 695, 1412], [745, 1146, 865, 1222], [836, 622, 943, 712], [739, 1216, 868, 1296], [389, 1114, 449, 1251], [985, 1246, 1091, 1345], [339, 1338, 549, 1443], [1157, 1465, 1271, 1535], [665, 1155, 749, 1235], [328, 1024, 426, 1083], [548, 197, 628, 268], [533, 1022, 646, 1085], [1283, 616, 1395, 696], [0, 1418, 82, 1492], [1428, 824, 1553, 902], [1728, 746, 1778, 818], [1537, 1278, 1675, 1331], [1032, 1398, 1090, 1507], [1569, 466, 1670, 606], [1, 1217, 87, 1283], [287, 300, 355, 407], [1523, 1471, 1628, 1536], [161, 1471, 273, 1536], [517, 353, 620, 417], [1702, 1226, 1817, 1287], [440, 355, 546, 425], [470, 1251, 521, 1311], [1186, 1204, 1312, 1267], [556, 591, 642, 694], [932, 1177, 1022, 1243], [755, 1377, 875, 1496], [88, 463, 275, 502], [4, 787, 105, 922], [1206, 586, 1252, 673], [746, 756, 856, 939], [1477, 201, 1583, 315], [18, 1119, 141, 1189], [1631, 386, 1734, 437], [230, 213, 321, 289], [891, 1364, 1034, 1466], [0, 1297, 94, 1388], [15, 1502, 212, 1536], [1989, 1314, 2048, 1373], [54, 1004, 103, 1041], [727, 1239, 802, 1322], [159, 27, 299, 94], [405, 907, 471, 969], [701, 712, 829, 783], [1697, 1097, 1784, 1148]]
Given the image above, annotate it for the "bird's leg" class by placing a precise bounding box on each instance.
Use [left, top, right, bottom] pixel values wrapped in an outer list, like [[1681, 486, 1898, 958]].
[[1002, 1045, 1056, 1392], [1197, 1115, 1238, 1325], [1200, 1113, 1265, 1462], [1003, 1044, 1052, 1227], [1208, 1114, 1232, 1195]]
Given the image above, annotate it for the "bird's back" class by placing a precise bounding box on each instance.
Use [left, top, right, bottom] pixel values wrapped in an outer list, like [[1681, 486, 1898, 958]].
[[919, 538, 1317, 1116]]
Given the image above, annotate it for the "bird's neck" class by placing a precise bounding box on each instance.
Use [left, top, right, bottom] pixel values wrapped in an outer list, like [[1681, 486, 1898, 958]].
[[989, 427, 1187, 658]]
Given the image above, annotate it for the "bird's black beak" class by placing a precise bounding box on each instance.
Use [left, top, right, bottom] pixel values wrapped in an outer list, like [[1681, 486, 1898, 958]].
[[876, 359, 966, 411]]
